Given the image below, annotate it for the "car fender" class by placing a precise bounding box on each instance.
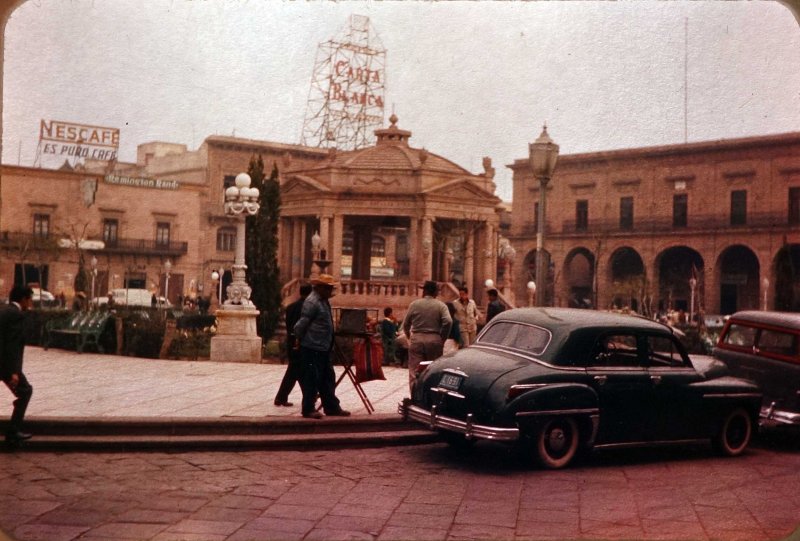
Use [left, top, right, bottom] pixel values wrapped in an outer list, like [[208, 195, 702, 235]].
[[507, 383, 600, 443]]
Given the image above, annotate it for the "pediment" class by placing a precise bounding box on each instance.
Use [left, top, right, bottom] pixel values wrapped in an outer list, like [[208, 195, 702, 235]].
[[282, 174, 331, 195], [423, 177, 498, 201], [353, 175, 402, 187]]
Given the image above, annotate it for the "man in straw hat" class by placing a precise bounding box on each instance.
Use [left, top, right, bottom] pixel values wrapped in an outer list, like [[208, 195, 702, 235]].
[[292, 274, 350, 419], [402, 280, 452, 393]]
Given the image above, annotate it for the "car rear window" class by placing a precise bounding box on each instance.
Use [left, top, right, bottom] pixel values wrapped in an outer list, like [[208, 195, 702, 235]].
[[758, 328, 797, 357], [477, 321, 550, 356]]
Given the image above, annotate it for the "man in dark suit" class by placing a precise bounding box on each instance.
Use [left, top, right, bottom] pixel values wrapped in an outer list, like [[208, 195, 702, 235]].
[[1, 285, 34, 446], [273, 283, 312, 407]]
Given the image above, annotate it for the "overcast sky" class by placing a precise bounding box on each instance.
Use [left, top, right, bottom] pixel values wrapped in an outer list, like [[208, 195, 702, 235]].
[[3, 1, 800, 200]]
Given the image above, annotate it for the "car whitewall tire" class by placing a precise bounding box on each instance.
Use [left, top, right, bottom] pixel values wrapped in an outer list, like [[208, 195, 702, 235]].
[[714, 407, 752, 457], [535, 417, 580, 469]]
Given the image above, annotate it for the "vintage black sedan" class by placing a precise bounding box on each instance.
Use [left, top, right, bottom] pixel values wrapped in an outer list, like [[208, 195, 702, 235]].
[[399, 308, 762, 469]]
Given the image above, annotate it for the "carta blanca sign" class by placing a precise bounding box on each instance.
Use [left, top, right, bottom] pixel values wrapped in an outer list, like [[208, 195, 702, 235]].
[[39, 119, 120, 161], [104, 174, 180, 190]]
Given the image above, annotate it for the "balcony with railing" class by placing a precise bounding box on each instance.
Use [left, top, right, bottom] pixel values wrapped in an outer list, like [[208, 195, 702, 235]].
[[0, 231, 188, 257], [520, 211, 799, 238]]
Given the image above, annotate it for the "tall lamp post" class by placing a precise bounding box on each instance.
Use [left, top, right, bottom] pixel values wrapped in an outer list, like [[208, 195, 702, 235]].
[[223, 173, 260, 305], [689, 276, 697, 326], [210, 172, 262, 363], [528, 125, 559, 307], [90, 255, 98, 306], [163, 259, 172, 305]]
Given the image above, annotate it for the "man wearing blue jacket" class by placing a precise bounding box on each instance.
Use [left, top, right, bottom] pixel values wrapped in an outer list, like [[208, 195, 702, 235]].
[[293, 274, 350, 419]]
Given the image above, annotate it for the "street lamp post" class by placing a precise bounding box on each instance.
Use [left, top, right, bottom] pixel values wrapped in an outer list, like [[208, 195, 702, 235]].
[[689, 276, 697, 326], [210, 172, 263, 363], [528, 125, 559, 307], [223, 173, 260, 305], [163, 259, 172, 308], [527, 281, 537, 307], [90, 255, 98, 306]]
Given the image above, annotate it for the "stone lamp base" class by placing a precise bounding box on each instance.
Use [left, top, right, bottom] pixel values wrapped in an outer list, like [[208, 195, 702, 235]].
[[210, 306, 262, 363]]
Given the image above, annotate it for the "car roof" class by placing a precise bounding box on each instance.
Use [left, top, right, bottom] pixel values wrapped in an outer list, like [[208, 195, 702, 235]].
[[493, 307, 669, 332], [489, 308, 675, 366], [727, 311, 800, 331]]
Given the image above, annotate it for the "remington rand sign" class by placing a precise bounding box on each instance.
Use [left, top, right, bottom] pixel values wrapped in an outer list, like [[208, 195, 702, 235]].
[[104, 174, 180, 190]]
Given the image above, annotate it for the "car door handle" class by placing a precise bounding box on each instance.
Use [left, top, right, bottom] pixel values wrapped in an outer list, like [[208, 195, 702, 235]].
[[594, 375, 607, 385], [651, 375, 662, 385]]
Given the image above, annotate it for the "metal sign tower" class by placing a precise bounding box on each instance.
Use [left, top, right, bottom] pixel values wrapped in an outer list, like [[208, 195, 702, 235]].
[[300, 15, 386, 150]]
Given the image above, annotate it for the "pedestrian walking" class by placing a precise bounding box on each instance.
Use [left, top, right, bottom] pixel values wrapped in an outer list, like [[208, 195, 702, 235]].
[[293, 274, 351, 419], [443, 301, 464, 356], [1, 285, 34, 447], [454, 286, 480, 346], [379, 306, 400, 366], [486, 288, 505, 323], [402, 280, 452, 393], [274, 283, 312, 407]]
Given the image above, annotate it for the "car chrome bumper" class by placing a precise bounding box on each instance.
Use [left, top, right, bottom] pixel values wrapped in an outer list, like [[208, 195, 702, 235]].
[[761, 403, 800, 427], [398, 399, 520, 442]]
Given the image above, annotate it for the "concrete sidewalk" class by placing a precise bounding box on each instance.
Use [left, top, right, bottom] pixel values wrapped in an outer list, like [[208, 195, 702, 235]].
[[14, 346, 410, 420]]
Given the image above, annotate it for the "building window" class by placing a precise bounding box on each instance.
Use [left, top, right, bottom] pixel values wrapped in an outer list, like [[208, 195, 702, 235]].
[[620, 196, 634, 230], [33, 214, 50, 238], [371, 236, 386, 257], [223, 175, 236, 203], [730, 190, 747, 226], [103, 219, 119, 246], [216, 227, 236, 251], [789, 187, 800, 225], [342, 228, 353, 255], [673, 194, 688, 228], [576, 200, 588, 231], [156, 222, 171, 246]]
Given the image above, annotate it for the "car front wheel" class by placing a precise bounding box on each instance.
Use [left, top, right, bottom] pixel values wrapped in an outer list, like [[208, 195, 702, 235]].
[[713, 407, 752, 457], [534, 417, 579, 469]]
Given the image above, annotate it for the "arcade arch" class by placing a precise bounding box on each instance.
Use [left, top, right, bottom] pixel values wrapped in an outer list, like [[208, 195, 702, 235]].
[[655, 246, 704, 314], [716, 245, 760, 314], [774, 244, 800, 311], [563, 247, 595, 308], [608, 247, 646, 313]]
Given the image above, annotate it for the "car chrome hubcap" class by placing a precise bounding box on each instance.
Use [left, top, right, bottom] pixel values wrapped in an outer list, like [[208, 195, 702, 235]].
[[548, 427, 566, 453]]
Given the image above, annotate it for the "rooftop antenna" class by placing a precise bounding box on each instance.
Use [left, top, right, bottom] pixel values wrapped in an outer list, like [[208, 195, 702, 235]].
[[300, 14, 387, 150]]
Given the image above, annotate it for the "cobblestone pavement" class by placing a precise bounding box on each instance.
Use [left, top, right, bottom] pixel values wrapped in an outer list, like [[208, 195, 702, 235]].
[[1, 438, 799, 541]]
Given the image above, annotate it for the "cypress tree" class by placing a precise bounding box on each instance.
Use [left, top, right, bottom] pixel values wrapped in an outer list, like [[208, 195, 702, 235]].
[[245, 156, 282, 341]]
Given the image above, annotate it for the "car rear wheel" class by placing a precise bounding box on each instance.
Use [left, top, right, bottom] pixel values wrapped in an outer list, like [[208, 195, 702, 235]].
[[534, 417, 579, 469], [713, 407, 752, 457]]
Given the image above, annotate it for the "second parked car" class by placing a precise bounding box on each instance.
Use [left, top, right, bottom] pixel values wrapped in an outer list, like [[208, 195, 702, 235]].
[[713, 310, 800, 428]]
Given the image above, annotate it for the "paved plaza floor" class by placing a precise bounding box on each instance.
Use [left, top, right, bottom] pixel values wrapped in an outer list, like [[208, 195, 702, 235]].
[[12, 347, 409, 419]]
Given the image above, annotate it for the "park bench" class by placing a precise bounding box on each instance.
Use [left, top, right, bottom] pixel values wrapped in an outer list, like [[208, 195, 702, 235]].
[[44, 311, 112, 353]]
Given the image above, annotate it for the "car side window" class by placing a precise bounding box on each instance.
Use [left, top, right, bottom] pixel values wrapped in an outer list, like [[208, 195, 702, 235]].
[[757, 329, 797, 357], [723, 323, 757, 348], [644, 335, 687, 367], [590, 334, 640, 368]]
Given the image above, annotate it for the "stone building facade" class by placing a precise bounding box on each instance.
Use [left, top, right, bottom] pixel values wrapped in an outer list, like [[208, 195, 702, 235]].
[[1, 118, 504, 317], [508, 132, 800, 316]]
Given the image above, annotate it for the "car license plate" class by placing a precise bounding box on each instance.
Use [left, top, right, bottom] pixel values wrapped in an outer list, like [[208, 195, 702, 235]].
[[439, 373, 462, 391]]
